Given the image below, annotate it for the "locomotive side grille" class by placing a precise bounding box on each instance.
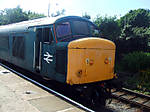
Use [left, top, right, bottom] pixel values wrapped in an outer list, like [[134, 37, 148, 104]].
[[0, 35, 9, 50], [56, 50, 67, 75], [12, 36, 25, 59]]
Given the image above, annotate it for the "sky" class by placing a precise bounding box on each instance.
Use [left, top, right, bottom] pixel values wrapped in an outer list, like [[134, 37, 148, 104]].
[[0, 0, 150, 19]]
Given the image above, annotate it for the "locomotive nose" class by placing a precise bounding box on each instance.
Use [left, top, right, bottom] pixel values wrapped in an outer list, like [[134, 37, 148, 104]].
[[66, 38, 116, 85], [68, 37, 115, 49]]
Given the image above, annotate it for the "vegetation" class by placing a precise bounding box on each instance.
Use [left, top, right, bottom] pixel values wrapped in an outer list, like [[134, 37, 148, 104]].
[[120, 52, 150, 72], [0, 6, 45, 25], [118, 9, 150, 40], [115, 52, 150, 94], [123, 68, 150, 94], [93, 9, 150, 51], [0, 6, 28, 25], [94, 15, 120, 41], [27, 10, 46, 20], [0, 6, 67, 25]]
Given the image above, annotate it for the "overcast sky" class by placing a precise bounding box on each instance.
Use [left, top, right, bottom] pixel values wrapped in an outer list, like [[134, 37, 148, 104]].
[[0, 0, 150, 18]]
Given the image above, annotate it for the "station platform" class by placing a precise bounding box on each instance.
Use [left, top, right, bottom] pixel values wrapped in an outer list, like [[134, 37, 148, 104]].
[[0, 66, 85, 112]]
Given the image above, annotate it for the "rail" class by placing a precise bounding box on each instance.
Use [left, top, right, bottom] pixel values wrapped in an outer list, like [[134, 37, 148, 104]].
[[111, 87, 150, 110]]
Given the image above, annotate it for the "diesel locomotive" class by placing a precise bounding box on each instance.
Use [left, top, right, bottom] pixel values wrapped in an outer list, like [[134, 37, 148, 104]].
[[0, 16, 116, 105]]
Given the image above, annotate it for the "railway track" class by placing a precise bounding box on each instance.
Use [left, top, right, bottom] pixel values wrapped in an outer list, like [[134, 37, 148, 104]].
[[111, 87, 150, 111], [0, 63, 96, 112]]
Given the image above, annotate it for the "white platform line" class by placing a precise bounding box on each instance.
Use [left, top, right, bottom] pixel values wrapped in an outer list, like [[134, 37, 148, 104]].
[[56, 107, 74, 112]]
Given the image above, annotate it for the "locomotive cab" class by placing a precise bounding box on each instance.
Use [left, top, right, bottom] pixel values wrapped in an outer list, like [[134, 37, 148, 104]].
[[53, 17, 116, 85], [32, 16, 116, 87], [53, 17, 116, 105]]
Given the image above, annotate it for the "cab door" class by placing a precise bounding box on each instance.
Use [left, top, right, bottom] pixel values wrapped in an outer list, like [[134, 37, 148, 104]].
[[41, 27, 56, 77], [34, 26, 56, 77]]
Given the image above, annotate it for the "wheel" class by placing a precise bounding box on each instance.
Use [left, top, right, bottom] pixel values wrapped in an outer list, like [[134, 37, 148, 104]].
[[91, 88, 106, 107]]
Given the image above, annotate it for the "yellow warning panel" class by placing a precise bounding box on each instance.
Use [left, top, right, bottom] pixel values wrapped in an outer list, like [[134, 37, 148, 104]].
[[67, 38, 116, 85]]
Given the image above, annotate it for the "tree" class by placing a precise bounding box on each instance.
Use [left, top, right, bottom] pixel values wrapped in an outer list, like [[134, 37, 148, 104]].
[[0, 6, 28, 25], [116, 9, 150, 58], [94, 15, 120, 41], [27, 11, 45, 20], [0, 6, 46, 25], [120, 24, 133, 40], [118, 9, 150, 28], [119, 9, 150, 39]]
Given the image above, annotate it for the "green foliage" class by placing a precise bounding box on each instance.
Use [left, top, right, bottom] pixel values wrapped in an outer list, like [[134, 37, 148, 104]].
[[132, 27, 150, 37], [139, 70, 150, 89], [115, 9, 150, 62], [120, 52, 150, 72], [27, 11, 45, 20], [94, 15, 120, 41], [120, 26, 150, 40], [93, 9, 150, 43], [0, 6, 45, 25], [124, 69, 150, 93], [119, 9, 150, 39], [118, 9, 150, 28], [120, 24, 133, 39], [113, 9, 150, 93], [0, 6, 28, 25]]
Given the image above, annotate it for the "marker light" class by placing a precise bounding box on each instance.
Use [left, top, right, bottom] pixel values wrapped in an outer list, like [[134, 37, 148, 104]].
[[89, 59, 94, 65], [104, 58, 109, 64]]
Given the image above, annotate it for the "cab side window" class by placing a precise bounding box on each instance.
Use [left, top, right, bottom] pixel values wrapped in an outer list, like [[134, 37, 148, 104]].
[[43, 28, 53, 43], [56, 22, 71, 40], [36, 27, 53, 44]]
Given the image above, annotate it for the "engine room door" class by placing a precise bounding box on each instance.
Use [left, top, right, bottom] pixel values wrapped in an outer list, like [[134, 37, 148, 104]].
[[34, 27, 56, 76]]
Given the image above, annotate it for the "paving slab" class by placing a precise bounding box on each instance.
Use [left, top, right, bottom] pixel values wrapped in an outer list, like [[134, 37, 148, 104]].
[[0, 81, 40, 112], [0, 66, 85, 112]]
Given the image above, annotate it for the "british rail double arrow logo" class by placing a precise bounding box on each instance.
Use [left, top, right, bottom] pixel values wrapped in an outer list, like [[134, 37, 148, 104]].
[[43, 52, 53, 64]]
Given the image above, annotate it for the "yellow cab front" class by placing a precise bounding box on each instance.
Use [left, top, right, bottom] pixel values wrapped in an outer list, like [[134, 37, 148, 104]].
[[67, 37, 116, 85]]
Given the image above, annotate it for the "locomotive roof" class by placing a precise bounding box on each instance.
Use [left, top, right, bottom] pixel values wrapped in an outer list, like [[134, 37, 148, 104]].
[[0, 16, 90, 34]]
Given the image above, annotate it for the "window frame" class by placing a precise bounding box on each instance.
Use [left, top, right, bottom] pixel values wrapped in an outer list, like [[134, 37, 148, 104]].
[[88, 22, 100, 37], [55, 22, 72, 41], [72, 20, 90, 36], [42, 27, 53, 44], [54, 19, 100, 42], [36, 26, 54, 44]]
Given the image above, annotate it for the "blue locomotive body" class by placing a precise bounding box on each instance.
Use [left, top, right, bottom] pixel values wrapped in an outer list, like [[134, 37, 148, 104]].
[[0, 16, 101, 83], [0, 17, 66, 82]]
